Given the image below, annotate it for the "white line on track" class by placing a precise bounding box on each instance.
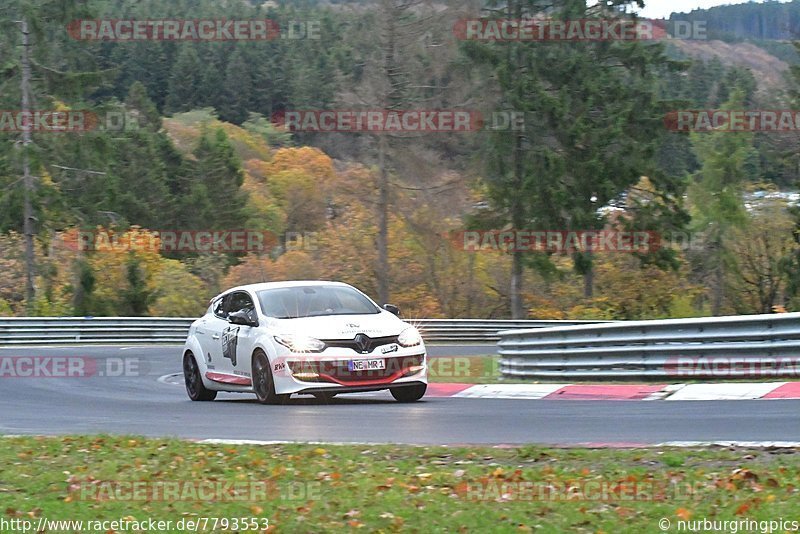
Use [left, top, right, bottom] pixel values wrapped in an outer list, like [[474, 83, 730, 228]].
[[666, 382, 787, 401], [158, 373, 183, 385], [454, 384, 566, 399]]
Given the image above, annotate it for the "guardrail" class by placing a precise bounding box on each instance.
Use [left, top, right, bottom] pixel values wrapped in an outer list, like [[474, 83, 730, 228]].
[[498, 312, 800, 379], [414, 319, 608, 342], [0, 317, 607, 345], [0, 317, 195, 345]]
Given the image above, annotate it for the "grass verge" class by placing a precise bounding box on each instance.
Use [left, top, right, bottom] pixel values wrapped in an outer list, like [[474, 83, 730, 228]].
[[1, 436, 799, 532]]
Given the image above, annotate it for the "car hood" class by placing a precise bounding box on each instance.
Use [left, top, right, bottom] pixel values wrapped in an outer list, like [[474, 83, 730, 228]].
[[265, 312, 410, 340]]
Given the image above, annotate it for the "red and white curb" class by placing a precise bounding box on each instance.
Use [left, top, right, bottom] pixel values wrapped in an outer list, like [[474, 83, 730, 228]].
[[426, 382, 800, 401]]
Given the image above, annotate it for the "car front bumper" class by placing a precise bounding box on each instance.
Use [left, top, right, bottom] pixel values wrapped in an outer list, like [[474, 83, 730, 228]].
[[272, 350, 428, 395]]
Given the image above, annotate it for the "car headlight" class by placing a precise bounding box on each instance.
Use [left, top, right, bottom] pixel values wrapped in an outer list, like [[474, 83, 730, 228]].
[[274, 334, 326, 353], [398, 327, 422, 348]]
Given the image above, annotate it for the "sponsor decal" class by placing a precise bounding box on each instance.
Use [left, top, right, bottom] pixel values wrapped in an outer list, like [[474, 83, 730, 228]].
[[221, 327, 240, 366]]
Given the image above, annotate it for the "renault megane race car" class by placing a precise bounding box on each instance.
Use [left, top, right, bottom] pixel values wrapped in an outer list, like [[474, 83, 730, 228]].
[[182, 281, 427, 404]]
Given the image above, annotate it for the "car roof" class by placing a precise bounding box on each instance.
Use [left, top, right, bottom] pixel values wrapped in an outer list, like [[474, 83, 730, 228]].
[[213, 280, 352, 300]]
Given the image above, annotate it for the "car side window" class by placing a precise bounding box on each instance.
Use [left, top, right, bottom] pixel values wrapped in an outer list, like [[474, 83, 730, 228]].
[[213, 296, 228, 319], [228, 292, 255, 315]]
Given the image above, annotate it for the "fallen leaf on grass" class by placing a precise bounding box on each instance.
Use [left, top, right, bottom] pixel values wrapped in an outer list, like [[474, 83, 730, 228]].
[[614, 507, 635, 518], [731, 469, 758, 482]]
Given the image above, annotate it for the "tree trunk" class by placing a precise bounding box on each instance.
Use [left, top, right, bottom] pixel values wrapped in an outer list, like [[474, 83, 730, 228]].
[[583, 248, 594, 298], [375, 136, 390, 304], [20, 19, 36, 312], [509, 122, 526, 317], [583, 269, 594, 299], [712, 260, 724, 315], [707, 232, 724, 314], [510, 250, 524, 319], [507, 0, 527, 319], [465, 253, 475, 317], [372, 1, 404, 306]]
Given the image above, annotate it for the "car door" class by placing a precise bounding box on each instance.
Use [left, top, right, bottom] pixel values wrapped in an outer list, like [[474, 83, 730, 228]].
[[200, 294, 232, 374], [193, 303, 216, 361], [223, 291, 259, 377]]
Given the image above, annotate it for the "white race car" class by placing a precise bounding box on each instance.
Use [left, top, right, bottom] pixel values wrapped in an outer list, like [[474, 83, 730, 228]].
[[182, 281, 427, 404]]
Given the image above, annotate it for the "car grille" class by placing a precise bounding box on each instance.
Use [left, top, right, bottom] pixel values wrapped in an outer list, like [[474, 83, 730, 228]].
[[289, 354, 424, 384], [322, 335, 399, 354]]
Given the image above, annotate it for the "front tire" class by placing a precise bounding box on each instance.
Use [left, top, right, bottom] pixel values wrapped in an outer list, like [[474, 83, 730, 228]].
[[390, 383, 427, 402], [252, 350, 289, 405], [183, 352, 217, 401]]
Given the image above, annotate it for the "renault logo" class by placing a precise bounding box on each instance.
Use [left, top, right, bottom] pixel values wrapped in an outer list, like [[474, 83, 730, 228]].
[[354, 333, 370, 353]]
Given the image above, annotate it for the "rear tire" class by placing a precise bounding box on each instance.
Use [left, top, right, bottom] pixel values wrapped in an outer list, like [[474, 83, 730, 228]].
[[390, 383, 427, 402], [252, 350, 289, 405], [183, 352, 217, 401]]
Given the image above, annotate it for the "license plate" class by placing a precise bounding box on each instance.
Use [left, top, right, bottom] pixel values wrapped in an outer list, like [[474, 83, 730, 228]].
[[348, 359, 385, 372]]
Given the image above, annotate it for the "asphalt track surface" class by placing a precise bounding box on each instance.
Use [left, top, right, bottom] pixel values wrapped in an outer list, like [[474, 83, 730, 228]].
[[1, 345, 799, 445]]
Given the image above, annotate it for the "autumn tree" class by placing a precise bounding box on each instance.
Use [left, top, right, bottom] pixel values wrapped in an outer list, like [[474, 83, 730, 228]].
[[334, 0, 458, 305], [728, 203, 796, 313], [462, 1, 677, 316], [687, 88, 755, 314]]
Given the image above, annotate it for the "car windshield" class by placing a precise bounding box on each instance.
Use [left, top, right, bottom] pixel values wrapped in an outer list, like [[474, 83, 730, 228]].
[[257, 285, 380, 319]]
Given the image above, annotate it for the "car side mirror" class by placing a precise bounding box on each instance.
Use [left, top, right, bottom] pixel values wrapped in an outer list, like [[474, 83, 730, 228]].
[[383, 304, 401, 317], [229, 310, 258, 327]]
